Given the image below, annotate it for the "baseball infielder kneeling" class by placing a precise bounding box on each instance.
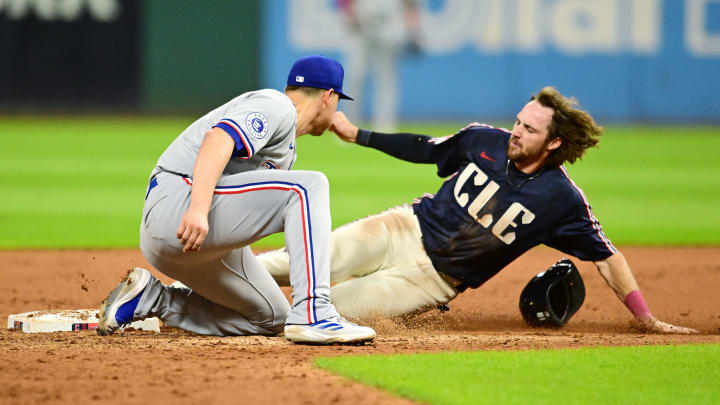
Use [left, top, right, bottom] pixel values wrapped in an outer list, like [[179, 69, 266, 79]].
[[260, 87, 696, 335], [97, 56, 375, 344]]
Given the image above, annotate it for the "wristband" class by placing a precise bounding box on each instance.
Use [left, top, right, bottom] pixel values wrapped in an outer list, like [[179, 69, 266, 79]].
[[356, 129, 372, 146], [624, 290, 652, 320]]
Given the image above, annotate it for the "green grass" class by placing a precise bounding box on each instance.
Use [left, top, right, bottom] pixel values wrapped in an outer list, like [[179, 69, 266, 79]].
[[1, 117, 719, 248], [564, 127, 720, 244], [315, 344, 720, 405], [1, 117, 181, 248]]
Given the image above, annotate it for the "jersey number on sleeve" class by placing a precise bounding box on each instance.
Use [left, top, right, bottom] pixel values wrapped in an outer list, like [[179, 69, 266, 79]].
[[454, 163, 535, 244]]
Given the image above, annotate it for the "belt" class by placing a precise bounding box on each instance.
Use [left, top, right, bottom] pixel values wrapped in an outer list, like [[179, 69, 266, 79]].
[[437, 271, 464, 290]]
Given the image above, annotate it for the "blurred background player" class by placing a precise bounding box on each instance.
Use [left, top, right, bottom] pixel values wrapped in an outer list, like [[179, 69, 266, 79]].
[[259, 87, 697, 335], [338, 0, 421, 132], [97, 55, 376, 344]]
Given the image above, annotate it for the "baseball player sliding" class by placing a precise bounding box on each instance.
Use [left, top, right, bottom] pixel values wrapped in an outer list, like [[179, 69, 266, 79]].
[[260, 87, 696, 334], [97, 55, 376, 344]]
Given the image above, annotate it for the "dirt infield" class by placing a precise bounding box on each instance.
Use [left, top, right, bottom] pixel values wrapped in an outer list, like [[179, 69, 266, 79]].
[[1, 247, 719, 405]]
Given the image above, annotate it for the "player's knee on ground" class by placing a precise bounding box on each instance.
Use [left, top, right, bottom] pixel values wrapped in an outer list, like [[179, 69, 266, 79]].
[[248, 305, 288, 335], [257, 319, 286, 335]]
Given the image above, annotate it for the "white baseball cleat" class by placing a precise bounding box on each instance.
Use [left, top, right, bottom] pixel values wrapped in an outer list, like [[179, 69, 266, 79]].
[[97, 268, 152, 336], [284, 316, 376, 344]]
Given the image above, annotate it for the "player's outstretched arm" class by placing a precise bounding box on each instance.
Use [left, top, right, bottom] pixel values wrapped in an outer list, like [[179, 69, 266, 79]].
[[593, 251, 698, 334], [329, 111, 436, 164]]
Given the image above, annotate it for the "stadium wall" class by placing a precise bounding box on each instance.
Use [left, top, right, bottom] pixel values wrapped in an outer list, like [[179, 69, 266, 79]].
[[2, 0, 718, 122], [141, 0, 261, 113], [262, 0, 720, 122], [0, 0, 261, 114]]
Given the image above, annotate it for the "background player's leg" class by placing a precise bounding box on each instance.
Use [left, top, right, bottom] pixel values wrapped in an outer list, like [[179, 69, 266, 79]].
[[372, 42, 399, 132], [342, 35, 369, 124], [135, 246, 290, 336], [260, 205, 419, 286]]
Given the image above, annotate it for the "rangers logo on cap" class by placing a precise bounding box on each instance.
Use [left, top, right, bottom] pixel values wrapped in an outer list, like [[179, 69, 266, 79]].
[[246, 112, 269, 140]]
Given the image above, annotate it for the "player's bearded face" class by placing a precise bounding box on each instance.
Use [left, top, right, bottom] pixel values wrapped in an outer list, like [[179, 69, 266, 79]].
[[507, 133, 552, 162], [507, 101, 554, 163]]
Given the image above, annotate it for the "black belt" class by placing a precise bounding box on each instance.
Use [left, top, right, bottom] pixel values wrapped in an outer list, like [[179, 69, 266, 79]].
[[437, 271, 469, 293], [437, 271, 463, 290]]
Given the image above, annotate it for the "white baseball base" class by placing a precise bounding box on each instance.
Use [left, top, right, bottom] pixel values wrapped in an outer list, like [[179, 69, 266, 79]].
[[7, 309, 160, 333]]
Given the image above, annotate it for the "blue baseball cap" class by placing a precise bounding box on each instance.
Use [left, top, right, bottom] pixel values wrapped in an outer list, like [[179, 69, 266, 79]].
[[286, 55, 353, 100]]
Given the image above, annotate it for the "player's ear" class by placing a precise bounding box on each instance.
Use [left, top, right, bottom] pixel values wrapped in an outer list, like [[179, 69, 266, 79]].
[[322, 89, 335, 107], [546, 136, 562, 151]]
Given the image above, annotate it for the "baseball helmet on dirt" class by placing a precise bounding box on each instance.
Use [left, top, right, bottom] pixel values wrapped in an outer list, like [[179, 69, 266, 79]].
[[519, 258, 585, 328]]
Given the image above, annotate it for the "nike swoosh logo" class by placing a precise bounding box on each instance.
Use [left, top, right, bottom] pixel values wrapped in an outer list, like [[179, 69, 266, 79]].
[[480, 151, 496, 162]]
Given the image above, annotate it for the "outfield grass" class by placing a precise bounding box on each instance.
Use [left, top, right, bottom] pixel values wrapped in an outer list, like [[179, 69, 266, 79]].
[[1, 117, 719, 248], [315, 344, 720, 405]]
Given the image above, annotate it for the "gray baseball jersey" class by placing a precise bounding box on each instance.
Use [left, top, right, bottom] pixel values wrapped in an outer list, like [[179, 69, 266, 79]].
[[152, 89, 297, 178], [137, 89, 340, 335]]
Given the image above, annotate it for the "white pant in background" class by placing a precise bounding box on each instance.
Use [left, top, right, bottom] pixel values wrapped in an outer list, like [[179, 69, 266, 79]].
[[342, 35, 400, 132], [259, 205, 457, 320]]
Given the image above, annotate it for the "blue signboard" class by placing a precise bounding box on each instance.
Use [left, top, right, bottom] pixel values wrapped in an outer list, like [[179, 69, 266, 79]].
[[262, 0, 720, 122]]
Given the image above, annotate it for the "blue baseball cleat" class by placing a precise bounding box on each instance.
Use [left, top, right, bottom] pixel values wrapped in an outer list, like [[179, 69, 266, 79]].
[[97, 268, 152, 336], [284, 316, 376, 344]]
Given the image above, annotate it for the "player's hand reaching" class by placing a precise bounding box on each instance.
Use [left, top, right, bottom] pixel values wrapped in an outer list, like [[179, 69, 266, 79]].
[[329, 111, 359, 143], [638, 316, 698, 334], [176, 207, 209, 252]]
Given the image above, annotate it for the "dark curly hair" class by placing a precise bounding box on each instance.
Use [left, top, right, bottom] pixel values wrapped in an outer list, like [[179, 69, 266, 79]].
[[532, 87, 603, 167]]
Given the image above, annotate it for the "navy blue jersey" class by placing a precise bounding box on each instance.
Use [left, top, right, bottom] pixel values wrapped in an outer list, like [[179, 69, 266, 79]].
[[412, 124, 616, 290]]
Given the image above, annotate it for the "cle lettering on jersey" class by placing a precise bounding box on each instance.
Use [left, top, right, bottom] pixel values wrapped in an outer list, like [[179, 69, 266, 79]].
[[453, 162, 535, 245]]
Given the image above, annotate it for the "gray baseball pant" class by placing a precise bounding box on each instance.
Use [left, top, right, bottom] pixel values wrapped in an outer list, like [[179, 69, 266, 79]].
[[136, 170, 339, 336]]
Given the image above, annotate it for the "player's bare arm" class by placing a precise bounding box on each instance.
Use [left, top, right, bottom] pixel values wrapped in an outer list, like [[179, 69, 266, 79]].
[[593, 251, 639, 300], [594, 251, 698, 334], [329, 111, 359, 143], [176, 127, 234, 252]]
